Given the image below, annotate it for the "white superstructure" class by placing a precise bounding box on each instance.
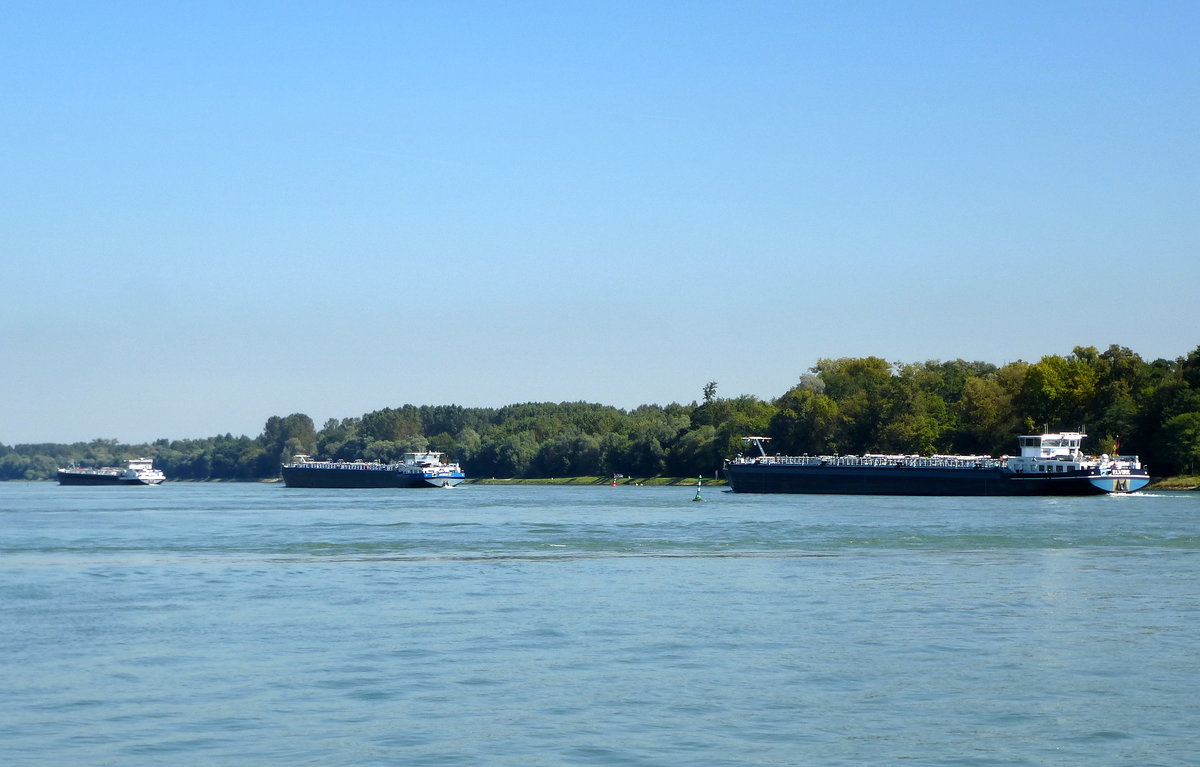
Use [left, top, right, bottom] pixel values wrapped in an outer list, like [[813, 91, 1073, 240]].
[[120, 459, 166, 483], [1004, 432, 1144, 477]]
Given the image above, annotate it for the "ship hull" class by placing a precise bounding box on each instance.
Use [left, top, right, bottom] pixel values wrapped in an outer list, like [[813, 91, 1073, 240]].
[[57, 471, 163, 486], [724, 464, 1149, 496], [281, 466, 464, 488]]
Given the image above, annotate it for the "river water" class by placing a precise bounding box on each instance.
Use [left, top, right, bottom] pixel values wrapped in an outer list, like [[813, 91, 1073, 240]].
[[2, 482, 1197, 766]]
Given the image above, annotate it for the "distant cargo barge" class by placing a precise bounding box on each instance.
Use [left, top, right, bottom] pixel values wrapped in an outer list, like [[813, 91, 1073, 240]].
[[57, 459, 165, 486], [281, 451, 465, 488], [724, 432, 1149, 496]]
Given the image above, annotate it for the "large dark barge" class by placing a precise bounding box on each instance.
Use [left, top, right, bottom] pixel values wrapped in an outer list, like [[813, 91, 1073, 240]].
[[724, 433, 1149, 496], [281, 451, 465, 488]]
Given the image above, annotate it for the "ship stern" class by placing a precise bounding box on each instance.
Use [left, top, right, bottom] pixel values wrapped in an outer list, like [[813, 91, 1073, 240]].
[[1088, 475, 1150, 494]]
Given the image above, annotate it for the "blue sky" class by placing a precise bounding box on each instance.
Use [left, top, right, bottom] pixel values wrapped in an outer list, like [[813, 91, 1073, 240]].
[[3, 1, 1197, 445]]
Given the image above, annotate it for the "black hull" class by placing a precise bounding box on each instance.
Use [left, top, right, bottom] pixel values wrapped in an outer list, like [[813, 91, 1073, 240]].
[[281, 466, 463, 488], [724, 464, 1146, 496], [57, 472, 162, 486]]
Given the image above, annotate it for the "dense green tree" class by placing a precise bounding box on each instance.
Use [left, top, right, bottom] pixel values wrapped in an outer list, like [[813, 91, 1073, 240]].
[[623, 422, 672, 476], [454, 427, 482, 464], [955, 376, 1017, 455], [0, 452, 32, 479], [359, 407, 423, 444], [916, 359, 999, 404], [707, 395, 773, 458], [260, 414, 317, 467], [363, 440, 412, 463], [316, 417, 360, 458], [668, 424, 720, 477], [1159, 412, 1200, 475], [1017, 353, 1100, 433], [812, 357, 895, 451], [531, 429, 603, 477], [473, 431, 539, 477], [598, 432, 632, 477], [769, 384, 840, 455], [1180, 346, 1200, 389], [330, 437, 367, 462], [877, 391, 949, 455], [26, 455, 58, 479]]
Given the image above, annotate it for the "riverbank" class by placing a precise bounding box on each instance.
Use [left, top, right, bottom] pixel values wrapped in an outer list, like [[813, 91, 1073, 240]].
[[463, 476, 726, 487], [1148, 475, 1200, 491]]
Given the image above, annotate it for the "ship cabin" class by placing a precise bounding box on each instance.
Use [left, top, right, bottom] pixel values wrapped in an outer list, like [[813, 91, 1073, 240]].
[[1016, 432, 1085, 460], [402, 451, 448, 467], [1007, 432, 1087, 474]]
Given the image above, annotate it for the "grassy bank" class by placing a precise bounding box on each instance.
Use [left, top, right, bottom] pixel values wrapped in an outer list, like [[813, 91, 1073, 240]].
[[463, 476, 726, 487], [1147, 475, 1200, 491]]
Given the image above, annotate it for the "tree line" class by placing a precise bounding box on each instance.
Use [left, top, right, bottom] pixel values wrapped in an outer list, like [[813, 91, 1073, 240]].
[[4, 345, 1199, 481]]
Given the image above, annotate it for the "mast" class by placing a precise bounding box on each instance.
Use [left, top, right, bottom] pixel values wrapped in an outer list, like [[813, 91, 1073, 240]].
[[741, 436, 772, 457]]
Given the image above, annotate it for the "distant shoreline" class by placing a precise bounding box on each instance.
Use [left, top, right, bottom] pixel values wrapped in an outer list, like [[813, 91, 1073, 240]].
[[188, 476, 726, 487], [462, 476, 725, 487]]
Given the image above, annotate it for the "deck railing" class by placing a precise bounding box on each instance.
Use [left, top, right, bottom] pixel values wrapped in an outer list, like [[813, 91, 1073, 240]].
[[729, 455, 1004, 469]]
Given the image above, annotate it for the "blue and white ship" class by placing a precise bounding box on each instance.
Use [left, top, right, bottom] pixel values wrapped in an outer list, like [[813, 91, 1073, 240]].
[[281, 451, 465, 488], [724, 432, 1149, 495]]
